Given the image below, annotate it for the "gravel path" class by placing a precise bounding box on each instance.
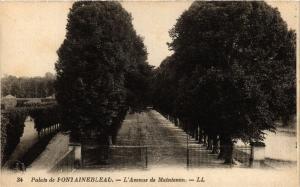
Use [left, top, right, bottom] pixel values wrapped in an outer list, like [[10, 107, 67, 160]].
[[114, 110, 223, 168]]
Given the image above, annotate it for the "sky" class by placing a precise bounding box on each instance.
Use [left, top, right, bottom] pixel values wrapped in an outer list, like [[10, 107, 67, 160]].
[[0, 1, 298, 77]]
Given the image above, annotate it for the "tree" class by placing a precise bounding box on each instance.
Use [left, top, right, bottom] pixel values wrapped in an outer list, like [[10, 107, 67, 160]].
[[1, 74, 55, 98], [124, 36, 154, 112], [152, 56, 178, 116], [162, 1, 296, 163], [55, 1, 150, 143]]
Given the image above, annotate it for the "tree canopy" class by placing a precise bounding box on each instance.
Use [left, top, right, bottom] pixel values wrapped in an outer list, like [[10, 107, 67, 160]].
[[153, 1, 296, 163], [1, 73, 55, 98], [55, 1, 152, 141]]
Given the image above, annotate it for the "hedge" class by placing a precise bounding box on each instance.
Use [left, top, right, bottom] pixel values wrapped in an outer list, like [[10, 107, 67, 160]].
[[1, 105, 61, 166]]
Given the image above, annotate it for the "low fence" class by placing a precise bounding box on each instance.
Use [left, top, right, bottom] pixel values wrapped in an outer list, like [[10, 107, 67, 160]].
[[50, 144, 254, 171], [187, 146, 220, 168], [50, 148, 75, 172], [81, 144, 252, 169], [186, 145, 252, 168], [233, 146, 252, 167], [81, 145, 148, 169]]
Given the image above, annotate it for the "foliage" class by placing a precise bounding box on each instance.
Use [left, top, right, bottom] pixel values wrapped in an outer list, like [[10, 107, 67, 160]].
[[1, 72, 55, 98], [153, 1, 296, 163], [0, 105, 60, 166], [55, 1, 151, 142], [1, 111, 26, 165], [152, 55, 178, 117], [30, 105, 62, 131]]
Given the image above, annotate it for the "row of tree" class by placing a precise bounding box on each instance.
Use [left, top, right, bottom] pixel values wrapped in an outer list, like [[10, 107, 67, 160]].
[[55, 2, 153, 143], [1, 72, 55, 98], [152, 1, 296, 163]]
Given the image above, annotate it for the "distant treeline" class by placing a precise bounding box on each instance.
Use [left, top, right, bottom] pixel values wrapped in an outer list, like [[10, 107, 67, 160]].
[[1, 72, 55, 98]]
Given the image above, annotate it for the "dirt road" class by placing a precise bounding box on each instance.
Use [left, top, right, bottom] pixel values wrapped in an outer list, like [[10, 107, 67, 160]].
[[113, 110, 223, 168]]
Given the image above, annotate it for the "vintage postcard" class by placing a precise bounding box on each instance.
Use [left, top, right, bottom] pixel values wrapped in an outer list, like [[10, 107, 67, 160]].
[[0, 1, 299, 187]]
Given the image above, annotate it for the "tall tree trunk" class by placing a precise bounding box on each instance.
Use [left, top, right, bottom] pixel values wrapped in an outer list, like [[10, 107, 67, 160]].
[[98, 134, 110, 161], [212, 135, 219, 154], [218, 135, 225, 159], [282, 115, 290, 127], [195, 125, 199, 141], [189, 125, 193, 137], [206, 135, 213, 150], [198, 129, 203, 144], [203, 134, 207, 146], [223, 135, 234, 164], [191, 126, 195, 138]]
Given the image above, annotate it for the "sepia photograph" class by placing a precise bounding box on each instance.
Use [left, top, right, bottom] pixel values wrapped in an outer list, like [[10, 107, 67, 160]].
[[0, 1, 299, 187]]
